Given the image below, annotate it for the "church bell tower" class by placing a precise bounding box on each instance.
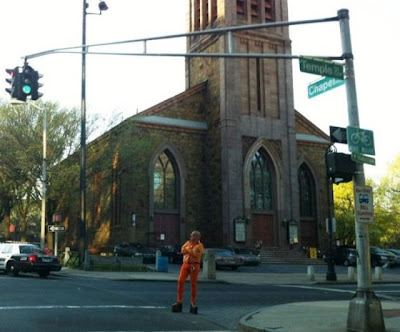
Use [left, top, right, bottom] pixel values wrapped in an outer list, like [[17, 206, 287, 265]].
[[186, 0, 299, 247]]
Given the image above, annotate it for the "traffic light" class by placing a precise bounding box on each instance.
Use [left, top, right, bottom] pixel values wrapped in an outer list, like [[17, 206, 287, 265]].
[[5, 65, 43, 102], [21, 65, 43, 101], [5, 67, 24, 100], [325, 152, 357, 184]]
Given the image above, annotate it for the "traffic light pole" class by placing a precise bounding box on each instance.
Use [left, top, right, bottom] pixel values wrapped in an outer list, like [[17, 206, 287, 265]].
[[80, 0, 88, 269], [339, 9, 385, 332]]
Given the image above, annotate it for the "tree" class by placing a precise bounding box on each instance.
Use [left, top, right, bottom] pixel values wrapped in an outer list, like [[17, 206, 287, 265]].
[[373, 156, 400, 246], [333, 182, 355, 245], [0, 100, 80, 241]]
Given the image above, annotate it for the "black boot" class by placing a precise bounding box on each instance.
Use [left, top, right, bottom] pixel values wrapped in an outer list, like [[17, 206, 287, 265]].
[[190, 304, 198, 314], [171, 302, 182, 313]]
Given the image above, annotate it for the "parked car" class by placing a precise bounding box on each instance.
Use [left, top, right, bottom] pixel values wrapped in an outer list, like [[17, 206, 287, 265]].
[[207, 248, 244, 270], [225, 247, 261, 266], [386, 249, 400, 267], [331, 245, 397, 268], [331, 246, 358, 267], [0, 242, 62, 278], [370, 246, 397, 267], [159, 245, 183, 264], [141, 247, 157, 264], [114, 242, 144, 257]]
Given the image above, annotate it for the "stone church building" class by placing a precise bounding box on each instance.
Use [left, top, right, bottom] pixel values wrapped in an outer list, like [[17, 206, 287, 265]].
[[55, 0, 331, 252]]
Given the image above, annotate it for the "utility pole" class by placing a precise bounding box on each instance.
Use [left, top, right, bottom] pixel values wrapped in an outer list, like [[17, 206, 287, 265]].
[[339, 9, 385, 332]]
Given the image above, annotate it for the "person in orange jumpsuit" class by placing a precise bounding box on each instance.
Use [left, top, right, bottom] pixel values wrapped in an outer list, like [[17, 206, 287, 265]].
[[171, 230, 204, 314]]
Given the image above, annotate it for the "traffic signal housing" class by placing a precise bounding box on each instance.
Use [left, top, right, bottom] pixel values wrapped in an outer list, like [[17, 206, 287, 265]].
[[5, 67, 24, 100], [325, 152, 357, 184], [21, 65, 43, 101], [4, 65, 43, 102]]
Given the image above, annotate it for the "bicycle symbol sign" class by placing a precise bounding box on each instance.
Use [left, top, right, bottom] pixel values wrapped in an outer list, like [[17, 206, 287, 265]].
[[347, 126, 375, 156]]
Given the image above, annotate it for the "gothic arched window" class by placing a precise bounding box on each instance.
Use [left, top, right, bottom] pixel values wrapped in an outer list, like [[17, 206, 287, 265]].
[[298, 164, 315, 217], [153, 151, 177, 210], [250, 150, 272, 210]]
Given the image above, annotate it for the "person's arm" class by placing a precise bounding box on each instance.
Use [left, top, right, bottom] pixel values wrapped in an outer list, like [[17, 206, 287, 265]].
[[181, 241, 190, 254], [190, 243, 204, 261]]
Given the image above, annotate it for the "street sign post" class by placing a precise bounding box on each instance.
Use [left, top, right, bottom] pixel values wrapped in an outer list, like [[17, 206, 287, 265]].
[[354, 186, 374, 223], [308, 77, 344, 98], [347, 126, 375, 155], [351, 153, 376, 166], [48, 225, 66, 232], [299, 57, 344, 79]]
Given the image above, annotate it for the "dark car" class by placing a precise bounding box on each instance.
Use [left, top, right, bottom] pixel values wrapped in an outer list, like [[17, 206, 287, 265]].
[[225, 247, 261, 266], [159, 245, 183, 264], [330, 245, 396, 268], [141, 247, 157, 264], [114, 242, 144, 257], [386, 249, 400, 267], [370, 246, 397, 267], [207, 248, 244, 270], [5, 244, 62, 278], [331, 246, 357, 267]]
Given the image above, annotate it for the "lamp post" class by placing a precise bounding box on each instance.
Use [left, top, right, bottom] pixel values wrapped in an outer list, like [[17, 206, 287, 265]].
[[41, 105, 47, 250], [79, 0, 108, 264]]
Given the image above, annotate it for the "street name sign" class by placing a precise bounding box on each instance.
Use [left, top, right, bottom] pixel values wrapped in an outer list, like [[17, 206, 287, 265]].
[[299, 57, 344, 80], [354, 186, 374, 223], [347, 126, 375, 155], [48, 225, 66, 232], [351, 153, 376, 166], [329, 126, 347, 144], [308, 77, 344, 99]]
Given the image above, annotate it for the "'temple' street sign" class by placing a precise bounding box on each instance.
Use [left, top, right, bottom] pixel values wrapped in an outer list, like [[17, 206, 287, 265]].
[[299, 57, 344, 80], [308, 77, 344, 99]]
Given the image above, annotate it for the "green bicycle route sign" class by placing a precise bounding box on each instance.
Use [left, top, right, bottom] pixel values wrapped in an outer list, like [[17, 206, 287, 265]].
[[299, 57, 344, 80], [347, 126, 375, 156]]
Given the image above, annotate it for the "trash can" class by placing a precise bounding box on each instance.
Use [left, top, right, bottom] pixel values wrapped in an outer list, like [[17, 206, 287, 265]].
[[155, 250, 168, 272]]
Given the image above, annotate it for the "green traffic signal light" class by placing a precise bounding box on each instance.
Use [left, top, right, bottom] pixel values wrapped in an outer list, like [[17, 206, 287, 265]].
[[22, 84, 32, 94], [22, 65, 34, 96]]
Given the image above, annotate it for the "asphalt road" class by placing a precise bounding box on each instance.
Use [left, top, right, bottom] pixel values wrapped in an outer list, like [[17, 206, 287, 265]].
[[0, 267, 399, 331]]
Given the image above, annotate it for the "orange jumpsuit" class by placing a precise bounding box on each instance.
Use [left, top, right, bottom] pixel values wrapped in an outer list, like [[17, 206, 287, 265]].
[[176, 240, 204, 306]]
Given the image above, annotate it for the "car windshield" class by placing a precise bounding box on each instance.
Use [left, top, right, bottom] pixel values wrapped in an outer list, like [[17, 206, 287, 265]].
[[213, 250, 232, 256], [236, 248, 255, 255], [20, 245, 44, 254], [372, 247, 388, 254]]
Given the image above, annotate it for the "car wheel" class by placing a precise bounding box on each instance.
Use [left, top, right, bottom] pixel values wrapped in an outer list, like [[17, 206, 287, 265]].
[[39, 270, 50, 278], [7, 262, 19, 277]]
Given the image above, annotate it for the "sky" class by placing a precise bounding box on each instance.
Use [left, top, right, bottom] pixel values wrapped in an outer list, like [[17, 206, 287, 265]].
[[1, 0, 399, 181]]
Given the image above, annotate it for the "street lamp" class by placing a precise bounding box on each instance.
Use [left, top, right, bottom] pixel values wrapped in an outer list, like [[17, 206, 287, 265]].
[[80, 0, 108, 265]]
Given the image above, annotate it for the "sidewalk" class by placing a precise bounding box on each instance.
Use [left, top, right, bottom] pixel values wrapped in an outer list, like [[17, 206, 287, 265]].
[[55, 266, 400, 332]]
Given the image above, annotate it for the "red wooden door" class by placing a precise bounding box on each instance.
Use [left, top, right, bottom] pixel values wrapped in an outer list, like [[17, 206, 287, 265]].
[[252, 213, 275, 247], [300, 218, 318, 247], [153, 213, 180, 247]]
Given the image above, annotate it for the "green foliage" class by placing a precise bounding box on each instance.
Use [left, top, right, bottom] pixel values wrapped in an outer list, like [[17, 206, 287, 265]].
[[333, 182, 355, 245], [333, 156, 400, 247], [0, 100, 80, 240]]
